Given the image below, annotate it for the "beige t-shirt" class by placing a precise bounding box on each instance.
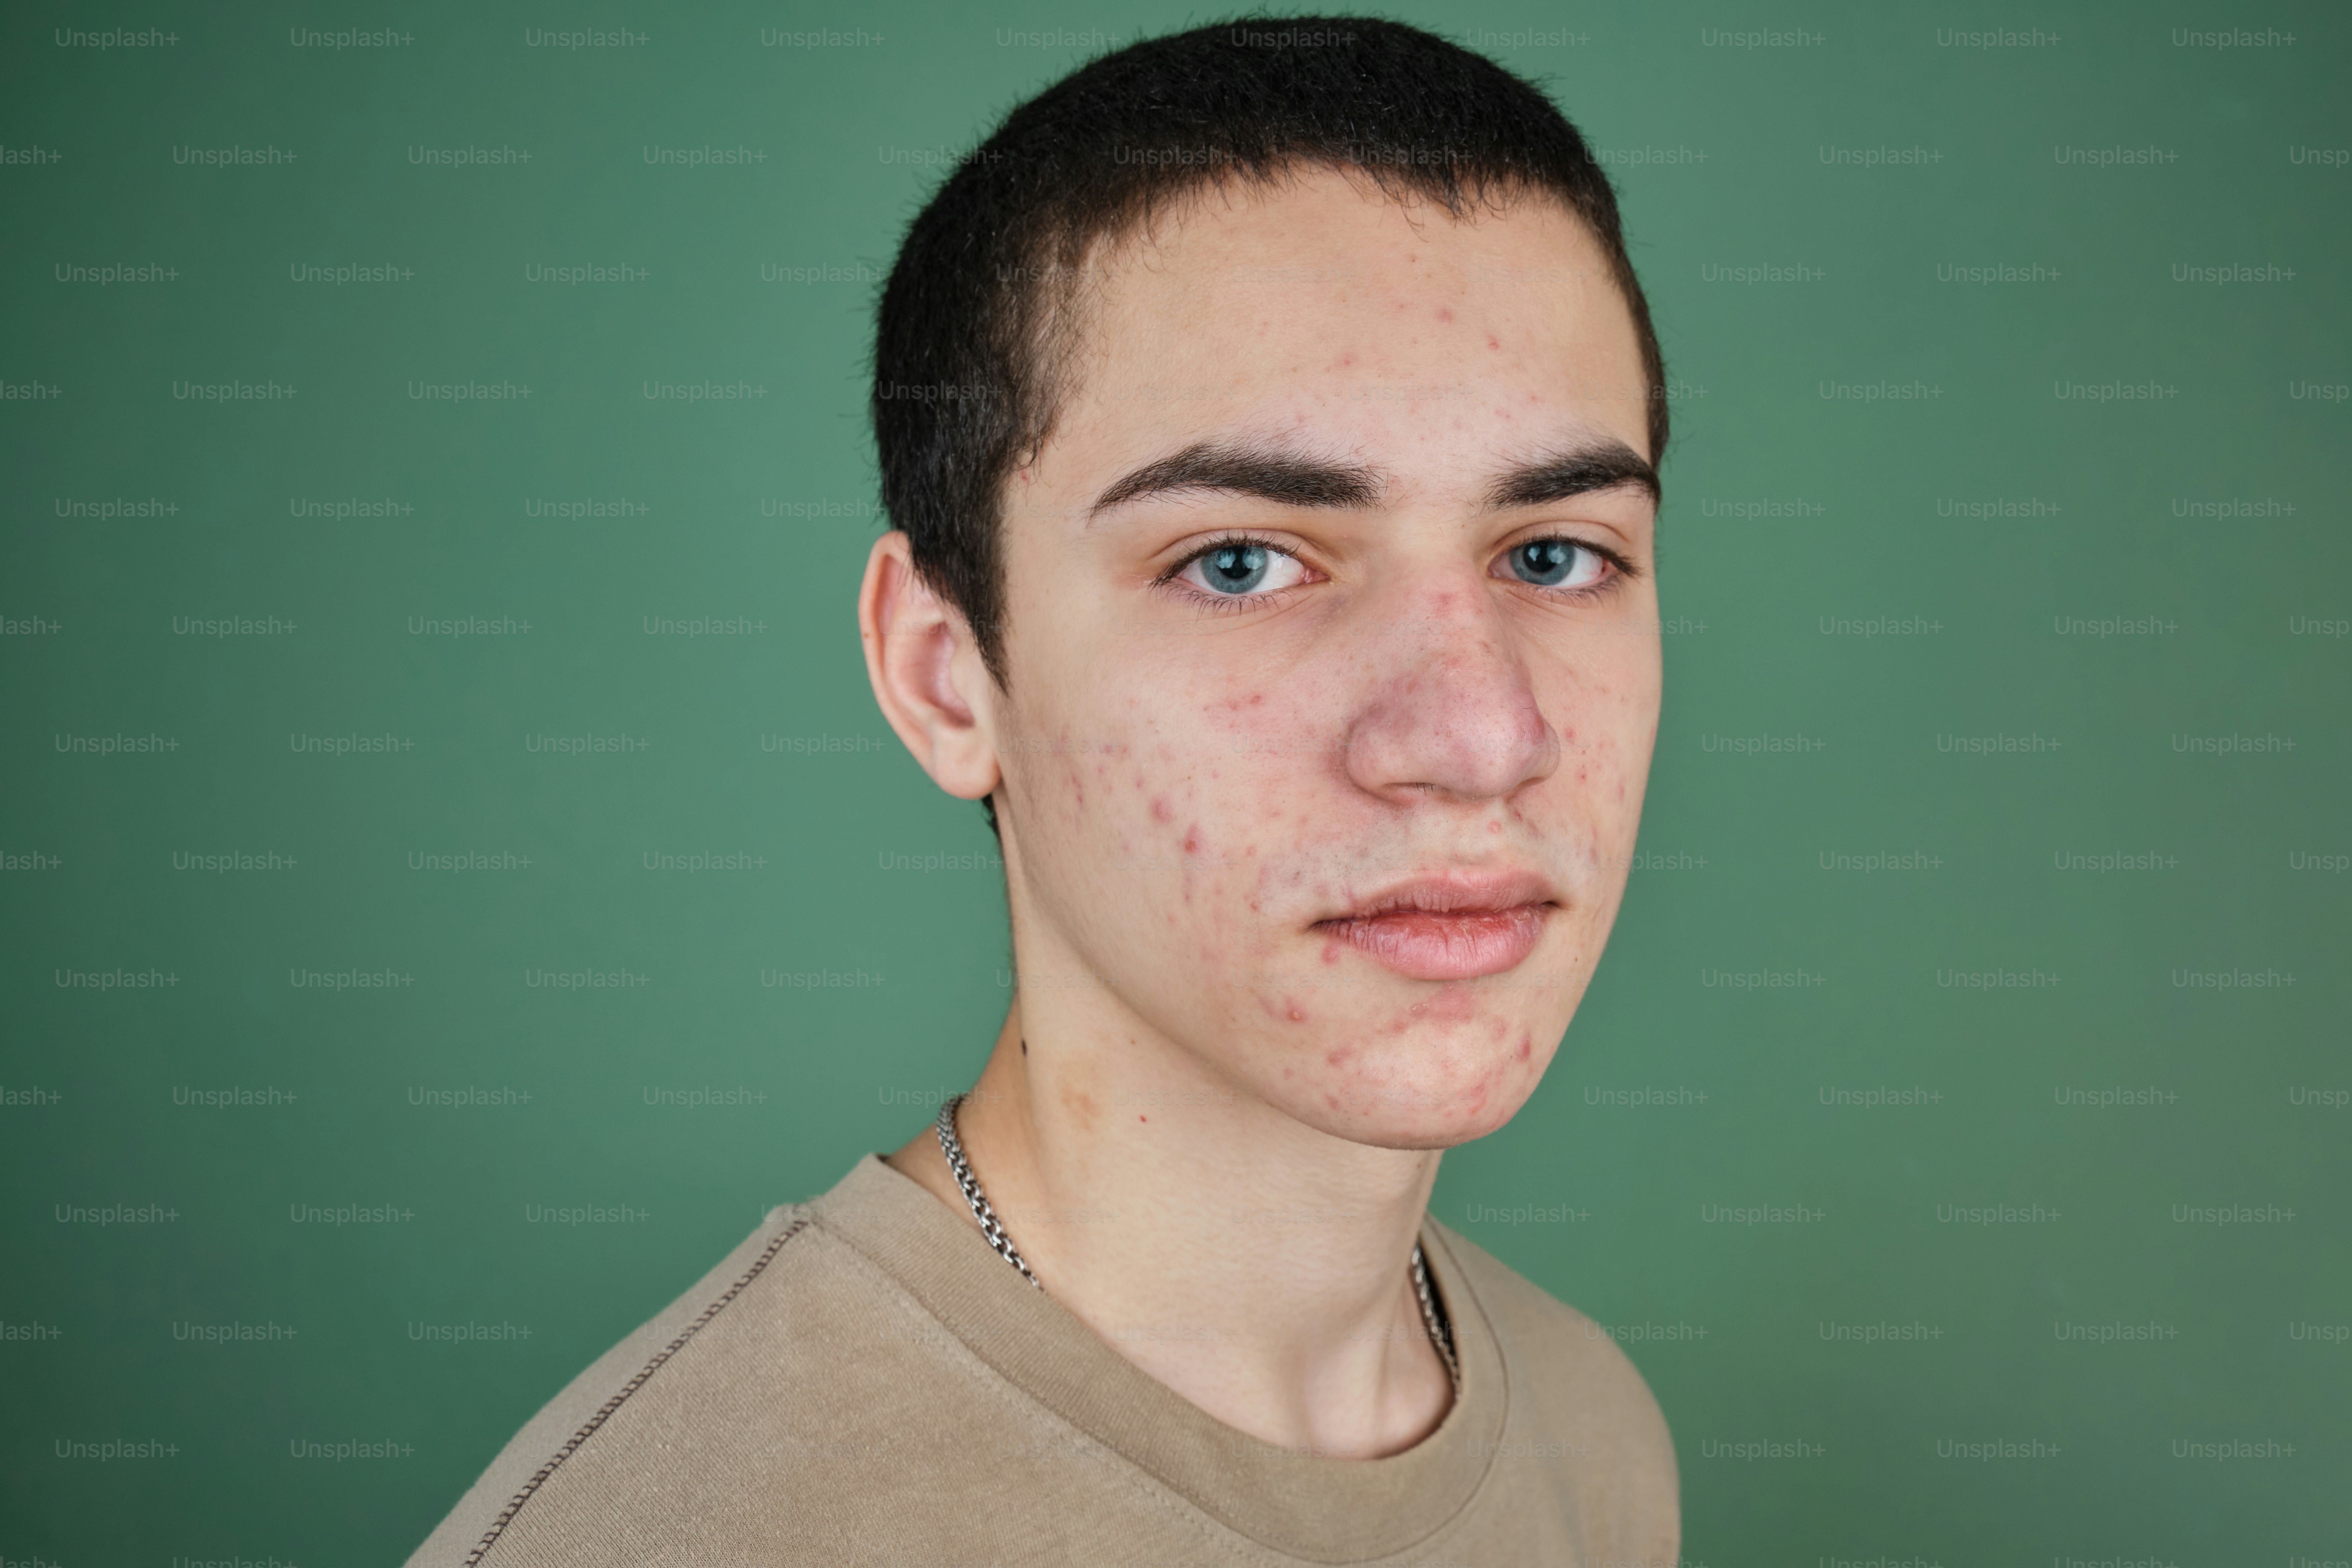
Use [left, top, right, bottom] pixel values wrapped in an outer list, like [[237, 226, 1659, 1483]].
[[407, 1155, 1679, 1566]]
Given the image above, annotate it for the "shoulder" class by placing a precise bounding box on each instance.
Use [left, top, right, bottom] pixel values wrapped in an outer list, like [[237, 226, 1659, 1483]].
[[404, 1202, 829, 1568], [1428, 1219, 1681, 1566]]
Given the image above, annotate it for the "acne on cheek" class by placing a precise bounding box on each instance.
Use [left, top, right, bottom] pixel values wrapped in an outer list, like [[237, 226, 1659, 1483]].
[[1258, 993, 1312, 1025]]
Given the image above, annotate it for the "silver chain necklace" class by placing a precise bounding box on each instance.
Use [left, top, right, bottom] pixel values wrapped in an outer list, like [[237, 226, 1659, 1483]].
[[935, 1092, 1459, 1389]]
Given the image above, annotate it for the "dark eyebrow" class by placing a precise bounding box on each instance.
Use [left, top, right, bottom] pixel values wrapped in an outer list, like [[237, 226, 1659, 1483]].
[[1089, 441, 1384, 519], [1484, 441, 1660, 510]]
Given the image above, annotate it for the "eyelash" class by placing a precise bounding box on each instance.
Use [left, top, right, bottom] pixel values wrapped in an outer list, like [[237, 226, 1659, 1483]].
[[1153, 531, 1640, 608]]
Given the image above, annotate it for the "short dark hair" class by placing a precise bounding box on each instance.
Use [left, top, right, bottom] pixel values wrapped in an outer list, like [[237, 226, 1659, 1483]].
[[872, 15, 1667, 689]]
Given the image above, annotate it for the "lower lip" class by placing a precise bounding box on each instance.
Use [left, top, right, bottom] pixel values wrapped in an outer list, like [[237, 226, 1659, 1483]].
[[1318, 905, 1550, 982]]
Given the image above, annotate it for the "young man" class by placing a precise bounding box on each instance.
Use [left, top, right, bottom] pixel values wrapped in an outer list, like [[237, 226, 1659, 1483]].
[[412, 18, 1677, 1565]]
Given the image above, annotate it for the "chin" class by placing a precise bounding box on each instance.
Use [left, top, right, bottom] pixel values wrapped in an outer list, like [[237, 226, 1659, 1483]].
[[1300, 1092, 1536, 1152], [1263, 1027, 1559, 1150]]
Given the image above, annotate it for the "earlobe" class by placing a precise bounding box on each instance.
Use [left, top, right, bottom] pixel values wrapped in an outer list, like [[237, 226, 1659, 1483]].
[[859, 532, 1002, 802]]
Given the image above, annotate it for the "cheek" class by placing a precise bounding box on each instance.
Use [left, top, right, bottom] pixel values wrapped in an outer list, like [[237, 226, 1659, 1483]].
[[1538, 643, 1660, 823], [1018, 691, 1283, 945]]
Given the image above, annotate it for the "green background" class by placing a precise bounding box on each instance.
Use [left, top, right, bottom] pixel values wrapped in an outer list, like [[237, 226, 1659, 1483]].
[[4, 0, 2346, 1560]]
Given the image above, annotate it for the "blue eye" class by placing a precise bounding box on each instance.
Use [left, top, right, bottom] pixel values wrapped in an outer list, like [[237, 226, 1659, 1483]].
[[1504, 539, 1612, 591], [1200, 543, 1270, 594], [1510, 540, 1581, 585], [1166, 539, 1309, 600]]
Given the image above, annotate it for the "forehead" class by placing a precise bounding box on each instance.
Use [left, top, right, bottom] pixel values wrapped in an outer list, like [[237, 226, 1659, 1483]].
[[1044, 168, 1653, 484]]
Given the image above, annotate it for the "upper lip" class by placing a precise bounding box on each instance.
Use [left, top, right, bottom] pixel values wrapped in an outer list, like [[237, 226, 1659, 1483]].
[[1321, 869, 1557, 922]]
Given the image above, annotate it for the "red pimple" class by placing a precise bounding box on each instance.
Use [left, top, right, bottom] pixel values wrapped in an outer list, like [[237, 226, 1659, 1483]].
[[1516, 1033, 1533, 1062], [1151, 796, 1174, 823], [1436, 307, 1455, 323]]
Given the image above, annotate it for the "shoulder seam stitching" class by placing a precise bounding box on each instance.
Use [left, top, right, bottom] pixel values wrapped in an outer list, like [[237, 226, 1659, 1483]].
[[462, 1213, 813, 1566]]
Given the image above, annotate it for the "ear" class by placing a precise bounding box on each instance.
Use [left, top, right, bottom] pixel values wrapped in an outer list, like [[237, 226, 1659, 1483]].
[[858, 532, 1002, 802]]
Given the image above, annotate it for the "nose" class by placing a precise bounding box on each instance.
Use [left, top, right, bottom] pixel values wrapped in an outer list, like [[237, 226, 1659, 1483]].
[[1340, 582, 1560, 806]]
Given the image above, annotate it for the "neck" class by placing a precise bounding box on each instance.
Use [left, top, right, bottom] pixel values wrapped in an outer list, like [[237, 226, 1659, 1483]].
[[888, 995, 1456, 1459]]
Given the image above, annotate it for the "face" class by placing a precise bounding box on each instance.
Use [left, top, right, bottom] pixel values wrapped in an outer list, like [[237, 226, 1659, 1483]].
[[931, 170, 1659, 1150]]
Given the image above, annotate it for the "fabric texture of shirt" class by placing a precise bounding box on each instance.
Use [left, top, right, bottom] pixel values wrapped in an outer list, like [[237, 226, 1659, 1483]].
[[406, 1154, 1679, 1566]]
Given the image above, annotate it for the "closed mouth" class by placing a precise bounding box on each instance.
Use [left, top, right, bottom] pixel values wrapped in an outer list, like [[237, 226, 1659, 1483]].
[[1313, 872, 1556, 981]]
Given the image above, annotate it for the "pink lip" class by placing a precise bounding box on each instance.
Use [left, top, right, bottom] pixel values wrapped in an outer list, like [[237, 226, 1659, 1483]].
[[1315, 872, 1555, 982]]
